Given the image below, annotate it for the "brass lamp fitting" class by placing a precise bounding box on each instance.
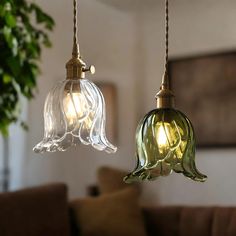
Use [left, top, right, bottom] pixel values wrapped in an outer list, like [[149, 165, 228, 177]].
[[155, 74, 175, 109], [66, 43, 95, 80]]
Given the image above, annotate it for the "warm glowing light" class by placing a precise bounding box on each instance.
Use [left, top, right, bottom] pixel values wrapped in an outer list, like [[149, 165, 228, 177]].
[[156, 123, 171, 154], [157, 125, 168, 147], [64, 92, 88, 124]]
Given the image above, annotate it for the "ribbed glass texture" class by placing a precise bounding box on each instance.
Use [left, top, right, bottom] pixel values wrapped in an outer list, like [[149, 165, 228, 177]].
[[33, 79, 117, 154], [124, 109, 207, 183]]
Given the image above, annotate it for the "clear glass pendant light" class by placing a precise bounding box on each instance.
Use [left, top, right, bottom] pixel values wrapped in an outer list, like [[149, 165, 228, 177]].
[[33, 0, 117, 154], [124, 0, 207, 183]]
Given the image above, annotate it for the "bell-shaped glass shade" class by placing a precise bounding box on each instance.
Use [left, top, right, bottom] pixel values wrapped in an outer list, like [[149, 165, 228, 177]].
[[33, 79, 117, 154], [124, 108, 207, 183]]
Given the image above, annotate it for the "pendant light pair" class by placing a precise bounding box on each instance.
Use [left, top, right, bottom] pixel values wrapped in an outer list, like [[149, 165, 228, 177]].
[[34, 0, 207, 183]]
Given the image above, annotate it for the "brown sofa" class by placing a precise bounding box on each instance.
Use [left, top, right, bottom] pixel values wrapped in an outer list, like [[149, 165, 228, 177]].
[[0, 183, 235, 236], [143, 207, 236, 236]]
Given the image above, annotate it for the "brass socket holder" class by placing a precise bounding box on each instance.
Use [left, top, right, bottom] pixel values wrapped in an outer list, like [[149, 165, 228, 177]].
[[66, 43, 95, 80], [155, 74, 175, 109]]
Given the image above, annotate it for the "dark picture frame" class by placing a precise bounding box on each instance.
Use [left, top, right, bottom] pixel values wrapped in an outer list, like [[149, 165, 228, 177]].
[[169, 51, 236, 148], [96, 82, 118, 145]]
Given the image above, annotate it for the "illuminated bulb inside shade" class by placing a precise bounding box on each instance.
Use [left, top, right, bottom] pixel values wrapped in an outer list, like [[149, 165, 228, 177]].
[[155, 122, 181, 155], [156, 124, 169, 152], [64, 92, 88, 125], [33, 79, 117, 153]]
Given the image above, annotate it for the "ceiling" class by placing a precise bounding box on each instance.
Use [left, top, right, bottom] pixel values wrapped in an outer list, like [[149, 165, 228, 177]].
[[96, 0, 160, 12]]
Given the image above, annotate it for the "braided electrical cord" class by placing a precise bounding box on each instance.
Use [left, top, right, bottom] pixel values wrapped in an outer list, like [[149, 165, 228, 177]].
[[73, 0, 77, 45], [161, 0, 170, 89], [164, 0, 169, 76], [72, 0, 79, 57]]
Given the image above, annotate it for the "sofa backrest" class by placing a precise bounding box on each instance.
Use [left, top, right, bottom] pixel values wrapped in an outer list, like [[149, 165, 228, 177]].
[[143, 206, 236, 236], [0, 183, 71, 236]]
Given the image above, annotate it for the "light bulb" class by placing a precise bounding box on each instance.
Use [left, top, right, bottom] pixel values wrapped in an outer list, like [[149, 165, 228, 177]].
[[156, 122, 182, 154], [157, 125, 168, 147], [64, 92, 88, 125], [156, 123, 172, 154]]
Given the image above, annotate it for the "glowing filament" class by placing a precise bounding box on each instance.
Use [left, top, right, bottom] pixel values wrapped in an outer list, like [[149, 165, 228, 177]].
[[156, 124, 170, 153], [64, 92, 88, 124], [157, 125, 168, 145]]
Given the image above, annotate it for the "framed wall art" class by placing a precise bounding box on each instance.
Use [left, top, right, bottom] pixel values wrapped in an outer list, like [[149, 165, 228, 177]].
[[169, 51, 236, 147]]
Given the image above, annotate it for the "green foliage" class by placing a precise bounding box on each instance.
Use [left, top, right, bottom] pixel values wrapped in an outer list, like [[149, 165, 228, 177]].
[[0, 0, 55, 136]]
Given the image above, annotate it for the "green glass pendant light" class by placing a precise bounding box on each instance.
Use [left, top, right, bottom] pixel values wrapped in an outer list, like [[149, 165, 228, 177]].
[[124, 0, 207, 183]]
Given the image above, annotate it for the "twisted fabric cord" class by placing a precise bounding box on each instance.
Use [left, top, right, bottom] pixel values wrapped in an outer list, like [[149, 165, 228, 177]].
[[73, 0, 77, 45], [72, 0, 80, 57], [164, 0, 169, 76]]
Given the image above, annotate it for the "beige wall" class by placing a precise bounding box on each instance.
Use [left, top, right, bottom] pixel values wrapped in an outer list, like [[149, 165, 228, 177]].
[[14, 0, 236, 206]]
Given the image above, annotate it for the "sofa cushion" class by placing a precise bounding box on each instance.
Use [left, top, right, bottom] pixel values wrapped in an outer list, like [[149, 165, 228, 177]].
[[0, 183, 70, 236], [97, 166, 140, 194], [70, 188, 147, 236]]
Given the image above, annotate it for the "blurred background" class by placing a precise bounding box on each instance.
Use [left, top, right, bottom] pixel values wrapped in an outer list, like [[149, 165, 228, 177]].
[[2, 0, 236, 206]]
